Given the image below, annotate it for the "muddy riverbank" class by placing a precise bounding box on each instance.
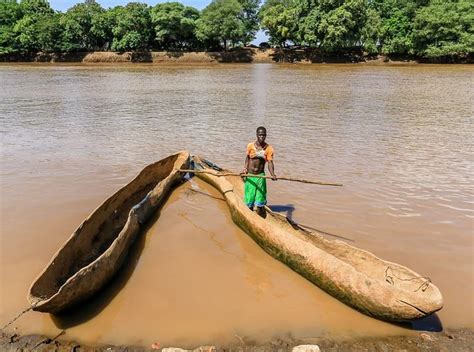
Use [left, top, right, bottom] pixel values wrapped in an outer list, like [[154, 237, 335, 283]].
[[1, 328, 473, 351], [1, 48, 472, 64]]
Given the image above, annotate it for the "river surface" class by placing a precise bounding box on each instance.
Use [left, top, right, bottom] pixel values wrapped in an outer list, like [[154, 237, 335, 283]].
[[0, 63, 473, 347]]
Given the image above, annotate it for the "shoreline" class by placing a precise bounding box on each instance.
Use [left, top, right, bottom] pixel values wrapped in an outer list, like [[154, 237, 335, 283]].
[[1, 49, 472, 65], [2, 328, 473, 351]]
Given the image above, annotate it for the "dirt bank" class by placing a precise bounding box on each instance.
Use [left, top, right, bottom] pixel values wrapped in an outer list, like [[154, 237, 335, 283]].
[[1, 328, 473, 351], [1, 49, 472, 64]]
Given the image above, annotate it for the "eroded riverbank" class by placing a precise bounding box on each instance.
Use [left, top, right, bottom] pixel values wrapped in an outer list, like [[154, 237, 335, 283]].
[[2, 329, 474, 351], [1, 48, 472, 64]]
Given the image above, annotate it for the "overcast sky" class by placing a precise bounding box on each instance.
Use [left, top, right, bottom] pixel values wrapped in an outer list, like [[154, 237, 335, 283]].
[[48, 0, 268, 43]]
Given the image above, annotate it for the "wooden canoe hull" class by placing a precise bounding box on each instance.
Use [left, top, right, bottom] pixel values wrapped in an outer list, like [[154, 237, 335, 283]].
[[28, 152, 190, 313], [191, 156, 443, 322]]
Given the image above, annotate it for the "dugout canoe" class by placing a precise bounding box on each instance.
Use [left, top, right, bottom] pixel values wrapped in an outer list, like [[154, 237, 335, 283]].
[[28, 151, 190, 313], [191, 156, 443, 322]]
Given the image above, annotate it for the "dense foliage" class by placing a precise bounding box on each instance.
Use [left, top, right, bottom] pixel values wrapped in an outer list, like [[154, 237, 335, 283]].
[[151, 2, 199, 49], [0, 0, 472, 58], [260, 0, 472, 57], [60, 0, 110, 51], [196, 0, 246, 50]]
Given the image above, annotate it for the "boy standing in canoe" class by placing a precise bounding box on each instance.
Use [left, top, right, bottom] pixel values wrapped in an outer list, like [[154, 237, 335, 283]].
[[241, 126, 277, 216]]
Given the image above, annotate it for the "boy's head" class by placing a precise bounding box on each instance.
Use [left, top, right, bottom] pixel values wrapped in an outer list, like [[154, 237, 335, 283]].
[[256, 126, 267, 144]]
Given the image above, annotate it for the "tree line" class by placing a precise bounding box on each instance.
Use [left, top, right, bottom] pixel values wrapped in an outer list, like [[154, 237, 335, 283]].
[[0, 0, 472, 58]]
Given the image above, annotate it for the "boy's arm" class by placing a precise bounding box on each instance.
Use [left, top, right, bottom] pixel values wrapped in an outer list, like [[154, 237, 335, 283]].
[[242, 155, 250, 174], [268, 160, 277, 181]]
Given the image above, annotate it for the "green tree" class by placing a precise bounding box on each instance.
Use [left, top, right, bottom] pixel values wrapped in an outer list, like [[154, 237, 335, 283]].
[[13, 0, 62, 53], [261, 0, 369, 50], [35, 12, 62, 52], [19, 0, 54, 16], [150, 2, 199, 50], [196, 0, 246, 50], [360, 7, 382, 54], [369, 0, 428, 55], [110, 2, 152, 51], [413, 0, 474, 57], [259, 0, 299, 46], [91, 6, 116, 50], [0, 0, 22, 26], [380, 7, 414, 54], [299, 0, 368, 51], [60, 0, 110, 52], [14, 13, 62, 52], [237, 0, 260, 44], [0, 0, 23, 55]]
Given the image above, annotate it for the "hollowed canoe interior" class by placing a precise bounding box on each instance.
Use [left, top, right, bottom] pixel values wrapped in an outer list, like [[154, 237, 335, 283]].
[[30, 153, 182, 301]]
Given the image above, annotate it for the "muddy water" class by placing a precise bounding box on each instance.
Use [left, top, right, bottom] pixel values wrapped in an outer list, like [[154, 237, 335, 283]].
[[0, 64, 473, 346]]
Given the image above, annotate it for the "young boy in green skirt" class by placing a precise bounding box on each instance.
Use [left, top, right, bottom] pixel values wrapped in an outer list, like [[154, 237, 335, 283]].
[[241, 126, 277, 216]]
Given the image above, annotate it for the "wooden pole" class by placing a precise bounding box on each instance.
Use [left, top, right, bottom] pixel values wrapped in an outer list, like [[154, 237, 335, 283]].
[[177, 169, 342, 187]]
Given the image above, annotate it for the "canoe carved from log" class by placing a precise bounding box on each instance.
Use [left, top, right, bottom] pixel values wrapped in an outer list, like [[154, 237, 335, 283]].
[[28, 151, 190, 313], [191, 155, 443, 322]]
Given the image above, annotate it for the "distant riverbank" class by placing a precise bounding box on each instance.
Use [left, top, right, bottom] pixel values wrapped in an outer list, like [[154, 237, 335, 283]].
[[1, 48, 472, 64]]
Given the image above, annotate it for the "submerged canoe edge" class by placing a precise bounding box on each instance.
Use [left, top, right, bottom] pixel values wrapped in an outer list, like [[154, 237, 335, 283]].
[[28, 151, 191, 313], [191, 155, 443, 323]]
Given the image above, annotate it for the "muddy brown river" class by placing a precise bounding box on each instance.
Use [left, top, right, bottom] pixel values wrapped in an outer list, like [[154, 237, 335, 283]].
[[0, 63, 472, 347]]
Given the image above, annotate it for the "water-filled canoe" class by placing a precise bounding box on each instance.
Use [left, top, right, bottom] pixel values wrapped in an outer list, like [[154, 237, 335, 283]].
[[28, 151, 190, 313], [191, 155, 443, 322]]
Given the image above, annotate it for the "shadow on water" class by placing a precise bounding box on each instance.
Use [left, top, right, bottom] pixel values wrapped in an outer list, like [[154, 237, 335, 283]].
[[268, 204, 295, 219], [50, 189, 177, 329], [398, 313, 443, 332], [269, 204, 355, 242]]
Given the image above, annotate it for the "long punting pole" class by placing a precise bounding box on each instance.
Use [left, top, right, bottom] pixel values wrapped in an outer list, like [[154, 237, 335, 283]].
[[177, 169, 342, 187]]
